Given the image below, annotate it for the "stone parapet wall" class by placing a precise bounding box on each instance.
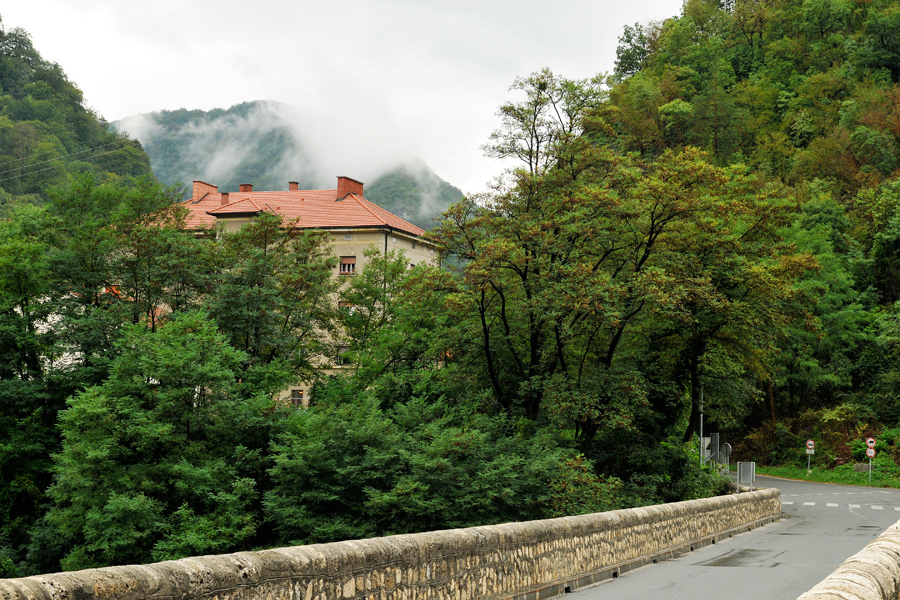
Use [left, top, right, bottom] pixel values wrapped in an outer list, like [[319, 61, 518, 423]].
[[0, 489, 781, 600], [798, 518, 900, 600]]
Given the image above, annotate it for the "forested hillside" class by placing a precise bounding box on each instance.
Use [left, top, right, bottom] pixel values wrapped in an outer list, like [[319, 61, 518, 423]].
[[0, 18, 151, 209], [2, 0, 900, 581], [605, 0, 900, 466], [113, 102, 463, 230]]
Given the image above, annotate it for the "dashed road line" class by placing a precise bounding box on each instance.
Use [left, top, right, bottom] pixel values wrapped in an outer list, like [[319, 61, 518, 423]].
[[781, 502, 900, 511]]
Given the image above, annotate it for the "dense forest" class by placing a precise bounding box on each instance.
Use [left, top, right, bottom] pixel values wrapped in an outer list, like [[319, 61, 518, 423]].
[[0, 18, 151, 210], [112, 103, 464, 230], [603, 0, 900, 464], [1, 0, 900, 580]]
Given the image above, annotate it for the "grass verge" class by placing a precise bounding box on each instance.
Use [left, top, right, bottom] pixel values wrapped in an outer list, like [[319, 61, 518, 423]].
[[757, 463, 900, 488]]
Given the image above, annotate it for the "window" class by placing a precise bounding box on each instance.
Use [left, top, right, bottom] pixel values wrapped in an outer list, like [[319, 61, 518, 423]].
[[339, 256, 356, 275], [344, 233, 353, 240], [392, 236, 397, 244], [337, 346, 351, 365], [412, 241, 417, 249], [290, 389, 304, 409]]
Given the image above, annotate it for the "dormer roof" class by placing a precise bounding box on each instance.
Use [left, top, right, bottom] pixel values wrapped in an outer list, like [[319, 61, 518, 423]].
[[183, 176, 426, 237]]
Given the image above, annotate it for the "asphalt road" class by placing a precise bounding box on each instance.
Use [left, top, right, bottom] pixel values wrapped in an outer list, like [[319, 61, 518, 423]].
[[570, 475, 900, 600]]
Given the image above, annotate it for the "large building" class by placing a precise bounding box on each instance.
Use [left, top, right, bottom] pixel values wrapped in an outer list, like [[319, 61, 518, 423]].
[[182, 176, 437, 272], [181, 175, 439, 405]]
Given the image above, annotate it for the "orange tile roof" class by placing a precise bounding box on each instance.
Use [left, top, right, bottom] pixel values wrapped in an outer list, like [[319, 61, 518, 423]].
[[207, 197, 267, 215], [182, 188, 425, 237]]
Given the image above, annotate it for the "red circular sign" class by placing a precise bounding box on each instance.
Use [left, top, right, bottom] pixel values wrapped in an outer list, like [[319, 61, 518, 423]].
[[867, 437, 876, 448], [867, 447, 876, 458], [806, 439, 815, 449]]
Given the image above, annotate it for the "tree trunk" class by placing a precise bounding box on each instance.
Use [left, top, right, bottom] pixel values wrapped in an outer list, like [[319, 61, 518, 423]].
[[769, 379, 776, 422]]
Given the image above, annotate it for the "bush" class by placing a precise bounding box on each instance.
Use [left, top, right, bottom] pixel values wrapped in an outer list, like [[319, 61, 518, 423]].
[[618, 440, 729, 507], [542, 455, 623, 517], [264, 392, 613, 544], [740, 421, 806, 467]]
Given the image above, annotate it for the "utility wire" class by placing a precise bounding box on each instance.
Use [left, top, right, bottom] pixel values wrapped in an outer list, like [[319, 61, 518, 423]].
[[0, 142, 131, 184], [0, 137, 127, 177]]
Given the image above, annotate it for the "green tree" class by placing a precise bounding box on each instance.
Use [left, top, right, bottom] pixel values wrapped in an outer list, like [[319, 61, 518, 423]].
[[0, 203, 55, 576], [334, 247, 453, 390], [857, 5, 900, 81], [265, 386, 619, 545], [204, 212, 338, 393], [614, 23, 653, 79], [45, 312, 285, 570]]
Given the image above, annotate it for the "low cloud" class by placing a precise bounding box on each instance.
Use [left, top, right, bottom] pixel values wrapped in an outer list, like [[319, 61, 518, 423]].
[[116, 99, 423, 193]]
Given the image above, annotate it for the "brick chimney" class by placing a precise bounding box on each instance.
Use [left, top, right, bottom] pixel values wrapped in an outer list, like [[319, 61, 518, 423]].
[[192, 181, 218, 201], [220, 192, 230, 206], [337, 176, 363, 199], [239, 183, 253, 193], [289, 181, 299, 191]]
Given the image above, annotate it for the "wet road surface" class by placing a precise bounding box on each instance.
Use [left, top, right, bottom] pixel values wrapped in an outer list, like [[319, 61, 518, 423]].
[[569, 475, 900, 600]]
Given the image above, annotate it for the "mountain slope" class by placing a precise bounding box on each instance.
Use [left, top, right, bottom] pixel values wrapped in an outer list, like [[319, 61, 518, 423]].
[[0, 17, 151, 207], [113, 101, 462, 230], [365, 162, 463, 230]]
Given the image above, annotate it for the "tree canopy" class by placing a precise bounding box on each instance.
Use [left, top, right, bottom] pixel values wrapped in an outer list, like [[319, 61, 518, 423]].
[[5, 0, 900, 578]]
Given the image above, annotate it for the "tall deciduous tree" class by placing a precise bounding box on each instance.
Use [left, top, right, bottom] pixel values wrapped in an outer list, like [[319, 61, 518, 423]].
[[434, 71, 811, 459]]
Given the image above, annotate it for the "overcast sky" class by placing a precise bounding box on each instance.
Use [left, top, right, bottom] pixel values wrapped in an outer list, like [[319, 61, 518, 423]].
[[3, 0, 683, 193]]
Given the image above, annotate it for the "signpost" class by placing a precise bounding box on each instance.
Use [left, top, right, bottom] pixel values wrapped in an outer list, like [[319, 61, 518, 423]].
[[867, 438, 876, 484], [699, 386, 704, 468], [806, 439, 815, 471]]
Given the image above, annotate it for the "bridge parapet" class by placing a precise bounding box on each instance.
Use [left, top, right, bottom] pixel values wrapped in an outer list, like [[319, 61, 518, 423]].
[[798, 518, 900, 600], [0, 489, 781, 600]]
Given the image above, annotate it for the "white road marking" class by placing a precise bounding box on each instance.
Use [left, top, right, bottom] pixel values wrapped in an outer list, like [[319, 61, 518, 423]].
[[803, 502, 816, 506], [826, 503, 838, 507]]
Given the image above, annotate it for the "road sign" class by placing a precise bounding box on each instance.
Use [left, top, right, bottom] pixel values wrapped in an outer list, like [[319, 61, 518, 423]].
[[867, 447, 876, 458], [867, 437, 876, 448], [807, 439, 815, 449]]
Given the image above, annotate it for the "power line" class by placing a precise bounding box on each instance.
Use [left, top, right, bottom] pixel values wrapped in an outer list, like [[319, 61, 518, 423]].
[[0, 140, 131, 184], [0, 137, 127, 177]]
